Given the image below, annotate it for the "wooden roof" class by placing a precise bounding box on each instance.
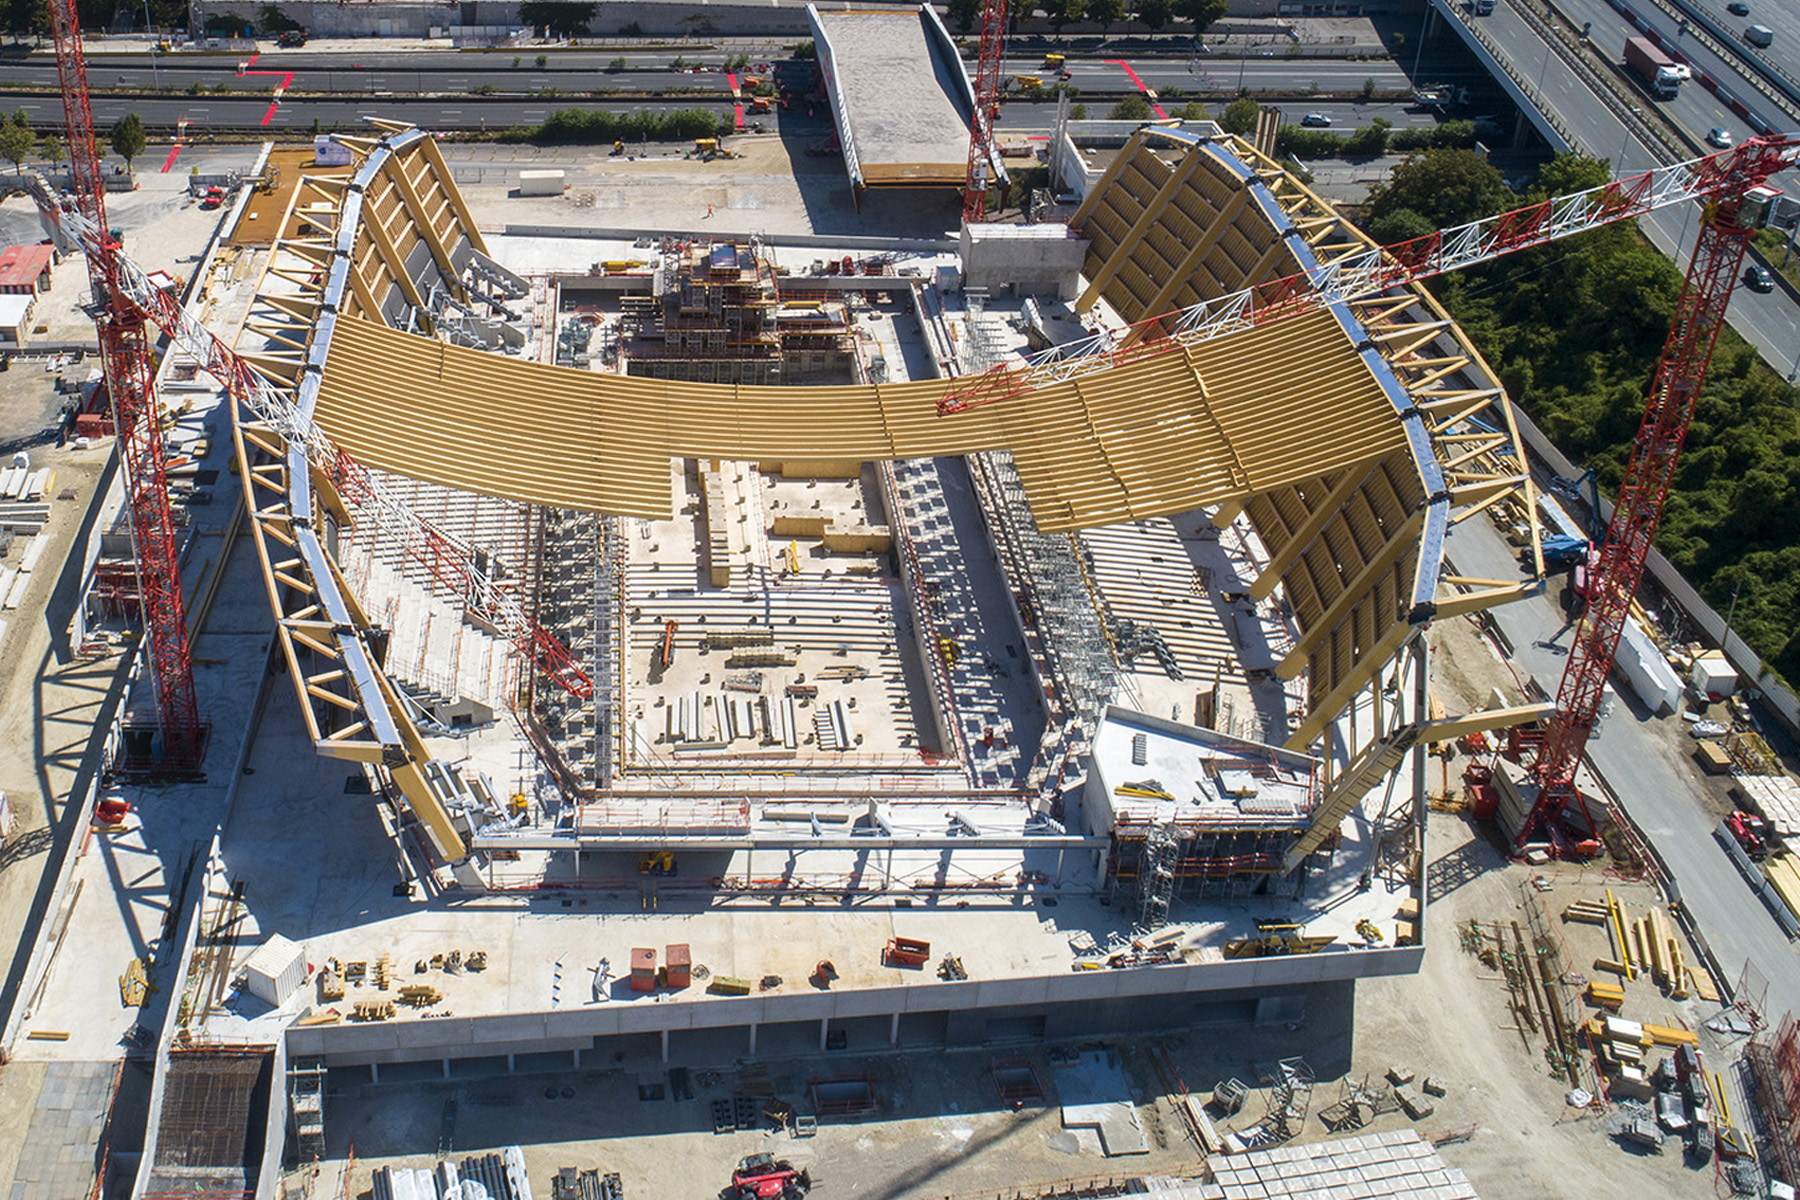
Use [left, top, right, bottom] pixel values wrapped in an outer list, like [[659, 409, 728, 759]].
[[314, 305, 1406, 533]]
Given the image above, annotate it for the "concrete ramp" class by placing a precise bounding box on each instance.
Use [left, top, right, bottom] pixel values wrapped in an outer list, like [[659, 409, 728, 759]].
[[808, 3, 1003, 195]]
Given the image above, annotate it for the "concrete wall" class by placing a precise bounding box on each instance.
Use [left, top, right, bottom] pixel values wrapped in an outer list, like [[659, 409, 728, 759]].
[[285, 942, 1422, 1067], [958, 226, 1087, 301]]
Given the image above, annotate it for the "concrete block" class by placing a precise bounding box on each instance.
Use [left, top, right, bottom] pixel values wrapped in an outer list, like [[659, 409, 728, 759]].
[[1395, 1088, 1434, 1120], [1422, 1076, 1447, 1097], [1386, 1065, 1415, 1085]]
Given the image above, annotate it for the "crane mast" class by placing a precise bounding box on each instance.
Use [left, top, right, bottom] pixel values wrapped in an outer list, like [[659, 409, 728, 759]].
[[1519, 183, 1766, 852], [48, 0, 204, 768], [962, 0, 1008, 223]]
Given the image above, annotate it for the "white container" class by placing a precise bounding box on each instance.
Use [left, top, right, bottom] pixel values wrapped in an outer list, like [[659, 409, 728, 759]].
[[1691, 651, 1736, 698], [243, 933, 307, 1006], [517, 169, 566, 197], [1615, 618, 1682, 715]]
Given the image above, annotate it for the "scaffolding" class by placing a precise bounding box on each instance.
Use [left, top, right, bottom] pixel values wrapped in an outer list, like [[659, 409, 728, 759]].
[[620, 240, 853, 384], [287, 1055, 326, 1168], [531, 507, 616, 789], [1135, 821, 1178, 930], [959, 291, 1124, 796], [1108, 823, 1303, 908], [1746, 1013, 1800, 1187]]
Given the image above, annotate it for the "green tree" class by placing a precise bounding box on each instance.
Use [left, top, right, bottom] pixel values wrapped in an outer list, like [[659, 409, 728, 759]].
[[1173, 0, 1227, 39], [257, 4, 299, 32], [1527, 150, 1611, 202], [1365, 147, 1510, 234], [39, 130, 60, 167], [1109, 94, 1152, 120], [517, 1, 595, 39], [3, 0, 48, 40], [0, 110, 31, 174], [1342, 118, 1390, 157], [948, 0, 981, 32], [1218, 96, 1257, 135], [1068, 102, 1089, 119], [1087, 0, 1125, 32], [1367, 207, 1436, 245], [1360, 76, 1376, 100], [1178, 100, 1207, 120], [1044, 0, 1085, 37], [1135, 0, 1172, 31], [109, 112, 146, 169]]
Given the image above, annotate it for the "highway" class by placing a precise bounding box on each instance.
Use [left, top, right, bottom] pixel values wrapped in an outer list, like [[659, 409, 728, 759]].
[[1449, 0, 1800, 375], [0, 46, 1476, 134], [0, 92, 735, 133]]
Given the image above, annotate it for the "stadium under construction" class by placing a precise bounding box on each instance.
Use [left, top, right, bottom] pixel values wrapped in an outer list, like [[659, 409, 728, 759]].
[[0, 29, 1563, 1200]]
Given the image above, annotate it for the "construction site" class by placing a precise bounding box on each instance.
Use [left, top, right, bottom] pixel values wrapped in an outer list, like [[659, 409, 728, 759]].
[[0, 1, 1798, 1200]]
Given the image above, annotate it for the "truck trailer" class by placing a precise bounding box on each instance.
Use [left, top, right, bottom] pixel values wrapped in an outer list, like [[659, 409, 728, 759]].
[[1624, 37, 1682, 99]]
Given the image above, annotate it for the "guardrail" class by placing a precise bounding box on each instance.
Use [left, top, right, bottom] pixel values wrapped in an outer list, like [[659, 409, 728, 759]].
[[1715, 818, 1800, 939], [1431, 0, 1578, 151], [1649, 0, 1800, 121]]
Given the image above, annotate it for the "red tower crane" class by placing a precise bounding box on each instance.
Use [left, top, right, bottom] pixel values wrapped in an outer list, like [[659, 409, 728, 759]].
[[932, 137, 1796, 860], [962, 0, 1008, 223], [1515, 160, 1782, 853], [48, 0, 204, 768]]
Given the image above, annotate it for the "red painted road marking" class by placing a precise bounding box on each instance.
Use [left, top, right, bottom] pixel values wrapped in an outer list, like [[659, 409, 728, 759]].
[[159, 143, 182, 172], [1106, 59, 1168, 119], [727, 71, 745, 130], [227, 52, 294, 126]]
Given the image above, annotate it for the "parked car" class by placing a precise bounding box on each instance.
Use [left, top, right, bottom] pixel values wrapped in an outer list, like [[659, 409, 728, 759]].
[[1705, 127, 1733, 148], [1300, 112, 1332, 127], [276, 30, 307, 47], [1744, 264, 1775, 292], [1727, 1, 1749, 13], [198, 186, 224, 210]]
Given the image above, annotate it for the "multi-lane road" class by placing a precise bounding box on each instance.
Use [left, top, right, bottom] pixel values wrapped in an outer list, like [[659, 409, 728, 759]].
[[1453, 0, 1800, 376], [0, 45, 1483, 132]]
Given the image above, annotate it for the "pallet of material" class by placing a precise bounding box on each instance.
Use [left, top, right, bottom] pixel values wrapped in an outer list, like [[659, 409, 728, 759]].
[[1585, 980, 1626, 1009], [1694, 740, 1733, 774], [1644, 1022, 1699, 1048], [1734, 773, 1800, 839], [1562, 902, 1610, 925], [1691, 965, 1721, 1004], [1763, 853, 1800, 922]]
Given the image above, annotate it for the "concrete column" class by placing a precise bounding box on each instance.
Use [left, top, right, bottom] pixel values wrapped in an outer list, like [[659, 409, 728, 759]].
[[748, 1022, 759, 1056], [819, 1018, 829, 1051], [572, 1048, 582, 1069], [369, 1062, 380, 1084], [889, 1012, 901, 1048], [507, 1053, 516, 1074], [442, 1059, 452, 1079], [661, 1029, 670, 1062]]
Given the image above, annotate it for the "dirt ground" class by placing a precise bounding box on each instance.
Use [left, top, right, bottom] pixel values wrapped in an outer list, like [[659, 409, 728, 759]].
[[0, 367, 132, 1196]]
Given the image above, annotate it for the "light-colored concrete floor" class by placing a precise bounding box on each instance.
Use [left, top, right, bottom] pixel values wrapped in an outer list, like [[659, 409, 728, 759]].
[[299, 815, 1735, 1200]]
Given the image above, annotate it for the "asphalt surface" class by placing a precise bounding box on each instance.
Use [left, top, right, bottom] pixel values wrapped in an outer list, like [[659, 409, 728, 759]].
[[1462, 0, 1800, 376], [0, 46, 1488, 133], [1446, 509, 1800, 1021]]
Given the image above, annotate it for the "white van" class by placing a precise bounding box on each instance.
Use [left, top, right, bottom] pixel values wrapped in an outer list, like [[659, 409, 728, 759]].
[[1745, 24, 1773, 47]]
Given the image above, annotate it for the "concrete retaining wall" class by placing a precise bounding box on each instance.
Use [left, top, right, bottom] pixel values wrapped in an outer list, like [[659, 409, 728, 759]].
[[285, 942, 1422, 1066]]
